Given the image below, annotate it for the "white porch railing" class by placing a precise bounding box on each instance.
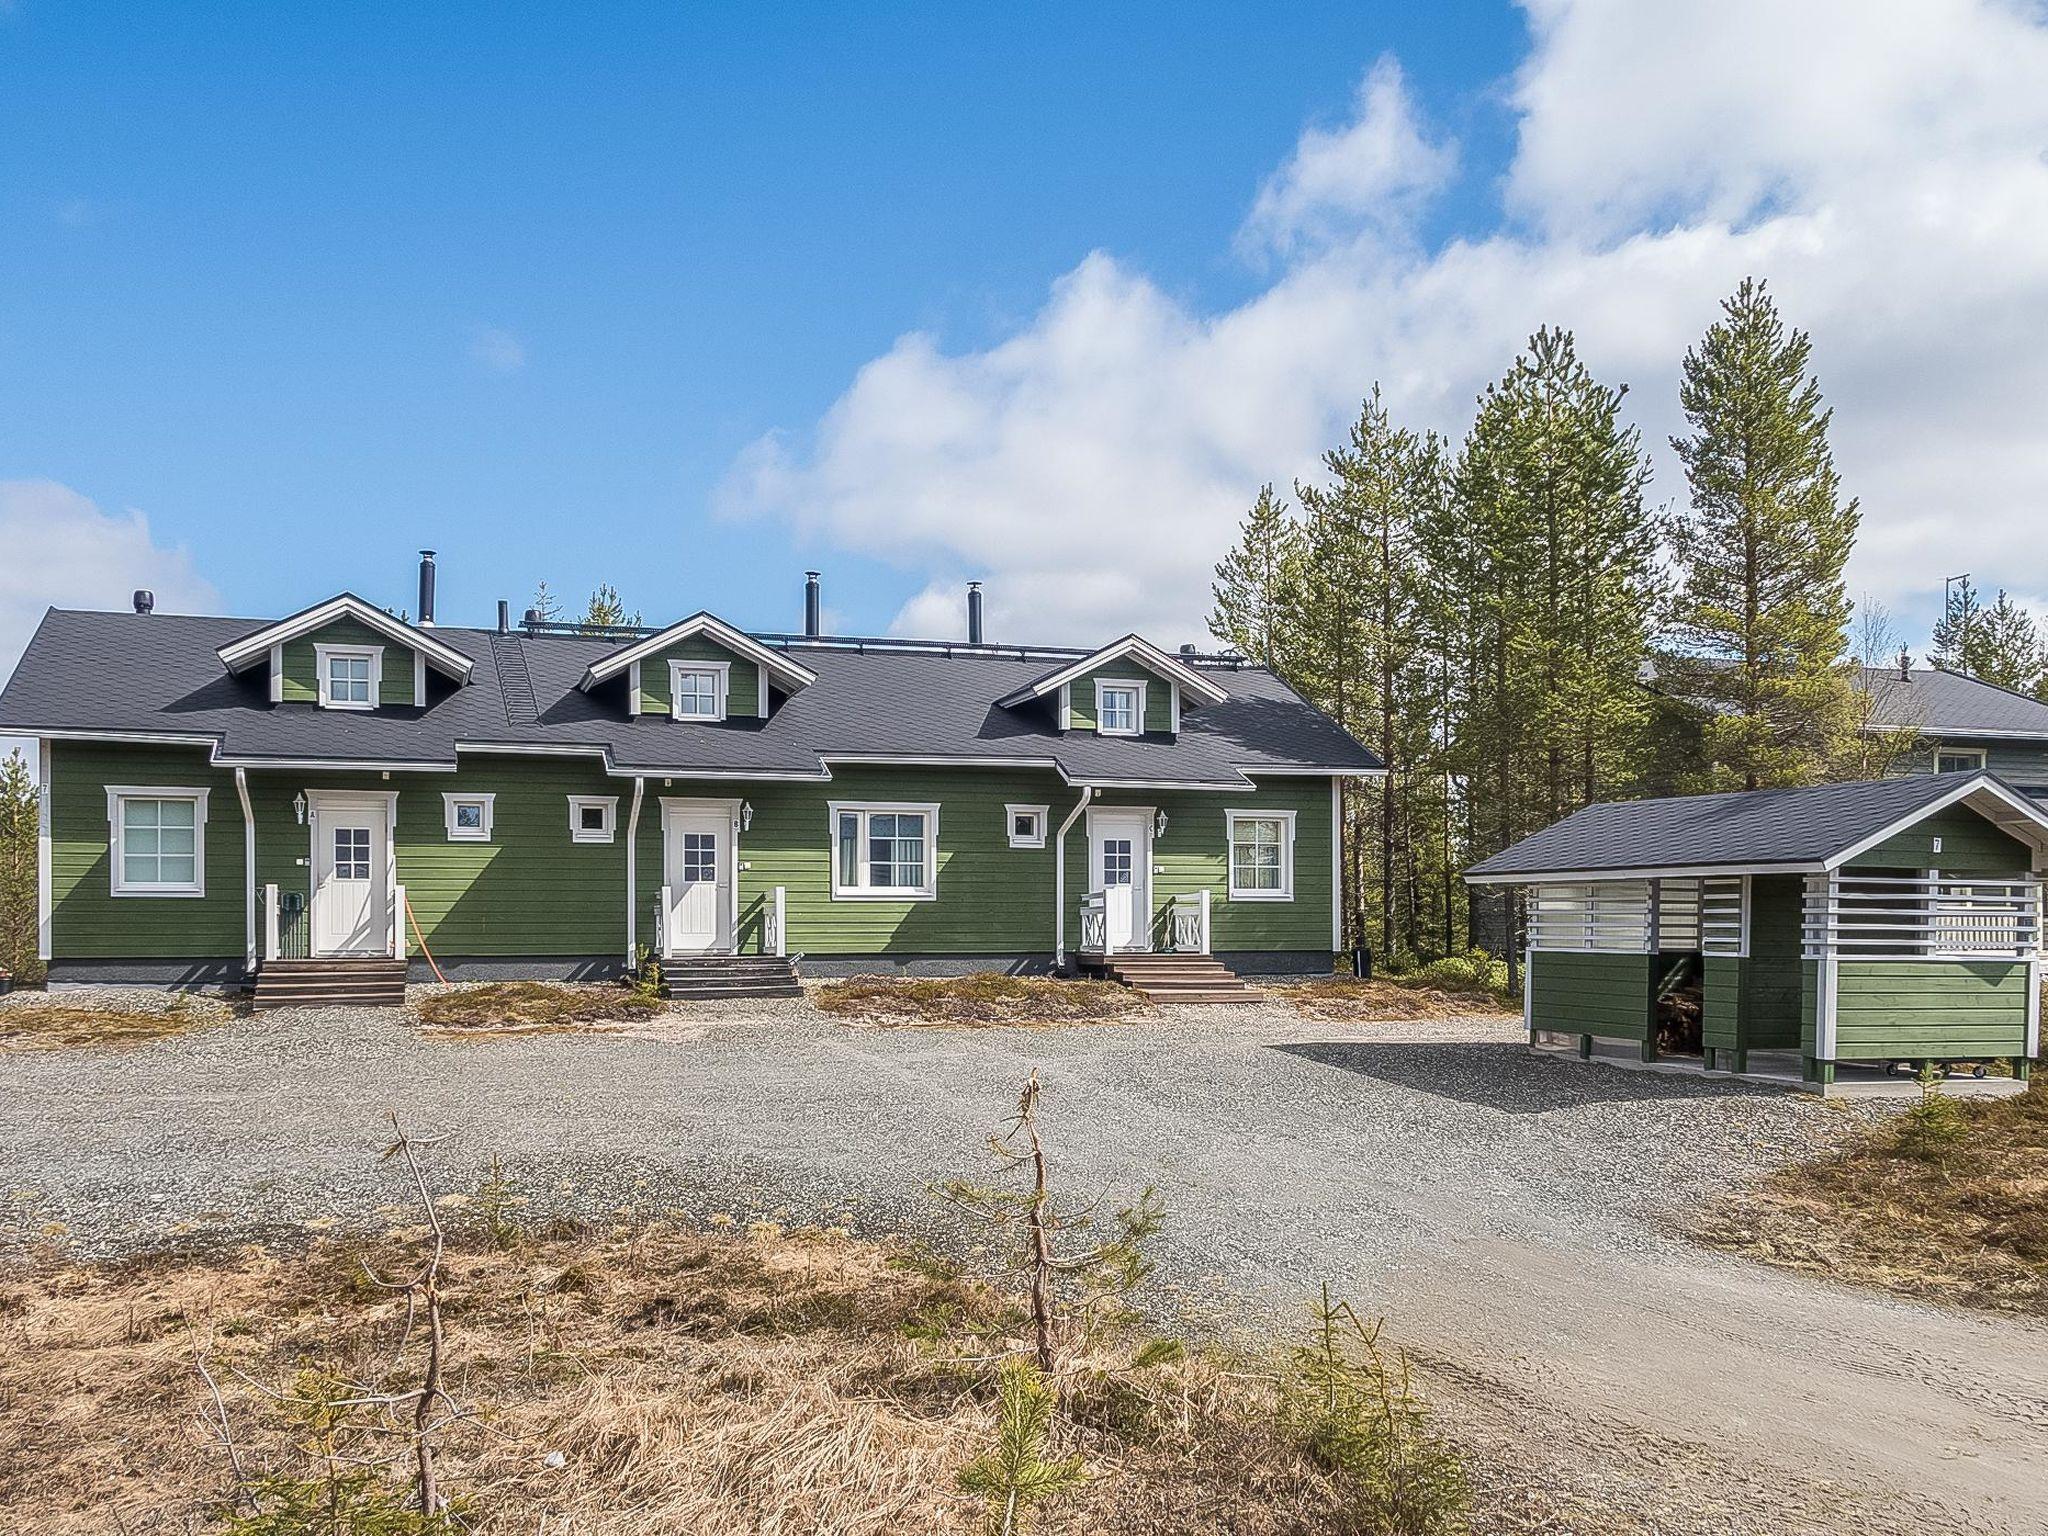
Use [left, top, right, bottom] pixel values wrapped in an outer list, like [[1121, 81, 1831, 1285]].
[[766, 885, 787, 957], [657, 884, 672, 956], [1169, 890, 1210, 953], [1078, 891, 1108, 956], [392, 884, 407, 960], [1803, 872, 2042, 960], [263, 882, 280, 962]]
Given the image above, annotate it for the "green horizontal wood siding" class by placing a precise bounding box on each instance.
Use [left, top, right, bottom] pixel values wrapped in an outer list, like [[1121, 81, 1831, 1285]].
[[1830, 959, 2030, 1059], [1702, 955, 1741, 1052], [635, 636, 762, 718], [48, 743, 246, 958], [1847, 804, 2031, 875], [1064, 666, 1175, 735], [280, 616, 418, 707], [1529, 950, 1655, 1042], [1889, 739, 2048, 783], [1741, 874, 1805, 1049]]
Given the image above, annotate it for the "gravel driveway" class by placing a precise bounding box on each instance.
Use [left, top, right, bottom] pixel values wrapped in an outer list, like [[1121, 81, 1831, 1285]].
[[4, 991, 2044, 1535]]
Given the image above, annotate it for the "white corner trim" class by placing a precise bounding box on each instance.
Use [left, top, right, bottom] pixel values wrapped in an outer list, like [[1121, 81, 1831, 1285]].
[[235, 767, 256, 970], [1330, 778, 1342, 949], [628, 660, 642, 718], [1094, 677, 1147, 737], [1058, 683, 1073, 731], [267, 643, 284, 704], [104, 784, 212, 899], [1005, 803, 1051, 849], [412, 649, 427, 707], [569, 794, 619, 843], [668, 658, 731, 722], [827, 799, 941, 900], [36, 739, 52, 961], [1226, 807, 1298, 902], [442, 791, 497, 841], [1168, 682, 1181, 735], [756, 661, 769, 719], [315, 642, 384, 711], [625, 776, 645, 965]]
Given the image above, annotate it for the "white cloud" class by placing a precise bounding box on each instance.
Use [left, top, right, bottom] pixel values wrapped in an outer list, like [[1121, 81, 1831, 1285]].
[[725, 0, 2048, 648], [470, 325, 527, 373], [0, 480, 218, 689]]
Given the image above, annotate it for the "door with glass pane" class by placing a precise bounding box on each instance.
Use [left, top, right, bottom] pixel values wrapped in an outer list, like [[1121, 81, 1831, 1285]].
[[312, 800, 390, 955], [1090, 810, 1151, 952], [664, 808, 730, 953]]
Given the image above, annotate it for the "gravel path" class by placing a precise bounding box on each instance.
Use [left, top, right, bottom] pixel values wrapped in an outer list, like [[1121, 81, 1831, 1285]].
[[3, 987, 2044, 1534]]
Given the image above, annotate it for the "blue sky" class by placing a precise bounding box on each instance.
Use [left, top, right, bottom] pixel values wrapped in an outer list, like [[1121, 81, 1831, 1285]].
[[0, 1, 1520, 637], [7, 0, 2048, 674]]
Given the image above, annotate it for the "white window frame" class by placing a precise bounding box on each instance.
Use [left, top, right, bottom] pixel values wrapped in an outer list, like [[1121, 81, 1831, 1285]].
[[569, 795, 619, 844], [315, 643, 383, 711], [829, 800, 940, 901], [106, 785, 211, 898], [1935, 744, 1987, 774], [441, 792, 496, 842], [1094, 678, 1146, 737], [1226, 808, 1296, 902], [1005, 803, 1050, 849], [668, 659, 731, 722]]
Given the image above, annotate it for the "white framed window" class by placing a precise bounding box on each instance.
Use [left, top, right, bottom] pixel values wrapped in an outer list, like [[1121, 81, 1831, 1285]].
[[105, 786, 210, 897], [830, 801, 940, 900], [1005, 803, 1049, 849], [569, 795, 618, 844], [1935, 745, 1987, 774], [315, 643, 383, 710], [1094, 679, 1146, 736], [669, 660, 730, 721], [1227, 809, 1296, 901], [441, 792, 496, 842]]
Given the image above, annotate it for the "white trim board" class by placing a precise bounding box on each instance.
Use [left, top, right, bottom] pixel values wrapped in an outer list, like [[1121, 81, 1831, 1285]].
[[996, 634, 1228, 708], [215, 593, 474, 682], [579, 612, 817, 693]]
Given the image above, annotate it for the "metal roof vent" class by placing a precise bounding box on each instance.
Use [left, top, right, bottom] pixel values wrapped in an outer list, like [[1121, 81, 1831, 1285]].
[[132, 589, 155, 615]]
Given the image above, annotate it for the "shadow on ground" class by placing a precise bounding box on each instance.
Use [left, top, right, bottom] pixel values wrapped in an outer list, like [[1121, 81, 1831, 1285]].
[[1271, 1040, 1797, 1114]]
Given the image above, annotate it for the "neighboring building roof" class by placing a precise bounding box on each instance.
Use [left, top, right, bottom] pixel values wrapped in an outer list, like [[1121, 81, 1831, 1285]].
[[0, 608, 1382, 788], [1646, 653, 2048, 741], [995, 634, 1231, 708], [1465, 772, 2048, 882], [215, 593, 477, 683]]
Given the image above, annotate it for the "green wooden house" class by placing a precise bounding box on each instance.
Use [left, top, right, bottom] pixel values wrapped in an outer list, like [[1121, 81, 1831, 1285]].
[[0, 562, 1380, 1003], [1467, 774, 2046, 1091]]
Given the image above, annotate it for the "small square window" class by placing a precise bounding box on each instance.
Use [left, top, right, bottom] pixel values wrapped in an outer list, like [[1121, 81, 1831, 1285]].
[[316, 644, 383, 710], [1095, 680, 1145, 736], [1936, 748, 1986, 774], [1005, 803, 1049, 849], [442, 793, 496, 842], [569, 795, 618, 844], [669, 661, 729, 721], [1228, 810, 1296, 901]]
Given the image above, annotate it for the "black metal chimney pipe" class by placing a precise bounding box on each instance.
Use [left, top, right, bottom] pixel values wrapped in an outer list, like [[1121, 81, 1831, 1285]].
[[804, 571, 821, 637], [497, 599, 510, 633], [967, 581, 983, 645], [417, 550, 437, 627]]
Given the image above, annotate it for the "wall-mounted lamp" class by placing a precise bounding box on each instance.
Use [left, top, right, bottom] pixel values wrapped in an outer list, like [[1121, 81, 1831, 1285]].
[[1154, 809, 1169, 837], [293, 791, 307, 825], [740, 800, 754, 832]]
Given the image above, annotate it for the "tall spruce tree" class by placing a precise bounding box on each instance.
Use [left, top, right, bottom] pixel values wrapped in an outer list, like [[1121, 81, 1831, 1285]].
[[1668, 277, 1859, 789], [1932, 580, 2043, 693], [1208, 484, 1302, 667], [1928, 575, 1981, 674]]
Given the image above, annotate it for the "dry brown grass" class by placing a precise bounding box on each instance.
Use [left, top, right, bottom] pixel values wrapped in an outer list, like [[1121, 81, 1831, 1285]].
[[1693, 1079, 2048, 1317], [815, 973, 1145, 1028], [0, 997, 230, 1050], [412, 981, 664, 1034], [0, 1219, 1448, 1536], [1279, 977, 1518, 1023]]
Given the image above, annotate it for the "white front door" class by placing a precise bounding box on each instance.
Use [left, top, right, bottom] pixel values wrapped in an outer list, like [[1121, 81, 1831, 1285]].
[[1090, 809, 1151, 952], [312, 800, 391, 956], [664, 807, 732, 954]]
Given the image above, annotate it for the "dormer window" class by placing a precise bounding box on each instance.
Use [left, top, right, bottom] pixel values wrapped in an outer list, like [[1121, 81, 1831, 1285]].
[[670, 660, 729, 722], [316, 644, 382, 710], [1096, 680, 1144, 736]]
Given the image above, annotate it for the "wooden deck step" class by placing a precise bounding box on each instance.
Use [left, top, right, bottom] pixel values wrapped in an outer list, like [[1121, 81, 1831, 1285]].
[[1083, 952, 1261, 1005], [660, 954, 803, 1002], [254, 958, 407, 1010]]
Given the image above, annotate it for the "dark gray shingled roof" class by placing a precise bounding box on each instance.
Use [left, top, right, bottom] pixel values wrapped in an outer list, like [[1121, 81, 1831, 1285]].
[[1852, 664, 2048, 739], [1466, 772, 2048, 881], [0, 608, 1381, 787]]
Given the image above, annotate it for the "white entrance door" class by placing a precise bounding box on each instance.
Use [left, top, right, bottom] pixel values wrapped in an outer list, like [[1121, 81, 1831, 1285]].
[[1090, 809, 1151, 952], [312, 800, 391, 956], [664, 807, 731, 953]]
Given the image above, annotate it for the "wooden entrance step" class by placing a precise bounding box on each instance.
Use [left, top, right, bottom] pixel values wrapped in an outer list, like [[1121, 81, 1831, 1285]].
[[1082, 952, 1261, 1005], [254, 958, 408, 1010], [659, 954, 803, 1001]]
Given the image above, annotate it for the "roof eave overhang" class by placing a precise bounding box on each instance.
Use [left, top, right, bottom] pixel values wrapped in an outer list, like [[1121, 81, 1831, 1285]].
[[579, 613, 818, 694], [215, 594, 475, 683], [1465, 860, 1828, 885], [996, 635, 1229, 709]]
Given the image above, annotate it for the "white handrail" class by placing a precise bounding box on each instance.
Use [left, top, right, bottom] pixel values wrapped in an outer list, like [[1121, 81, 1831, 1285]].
[[393, 884, 407, 960], [1170, 891, 1210, 953], [1078, 891, 1108, 956], [263, 882, 280, 963], [768, 885, 787, 958], [658, 884, 672, 957]]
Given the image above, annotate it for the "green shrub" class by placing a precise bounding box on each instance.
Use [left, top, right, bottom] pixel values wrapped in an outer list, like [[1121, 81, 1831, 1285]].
[[1896, 1070, 1970, 1166]]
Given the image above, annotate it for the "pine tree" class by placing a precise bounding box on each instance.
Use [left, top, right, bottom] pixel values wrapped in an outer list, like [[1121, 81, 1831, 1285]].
[[1208, 484, 1302, 667], [579, 583, 641, 635], [1667, 277, 1859, 789], [529, 580, 562, 625], [1934, 583, 2043, 693], [0, 749, 37, 982]]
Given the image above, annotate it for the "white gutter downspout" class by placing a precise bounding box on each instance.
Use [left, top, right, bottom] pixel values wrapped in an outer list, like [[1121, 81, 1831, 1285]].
[[624, 776, 645, 969], [1052, 786, 1096, 971], [234, 767, 256, 976]]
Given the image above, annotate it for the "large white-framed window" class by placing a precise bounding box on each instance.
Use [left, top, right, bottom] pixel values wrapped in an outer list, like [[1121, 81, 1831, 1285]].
[[830, 801, 940, 900], [1005, 803, 1050, 849], [1935, 744, 1987, 774], [669, 659, 730, 721], [1226, 808, 1296, 901], [315, 643, 383, 710], [441, 792, 496, 842], [106, 785, 210, 898], [1094, 679, 1146, 737], [568, 795, 619, 844]]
